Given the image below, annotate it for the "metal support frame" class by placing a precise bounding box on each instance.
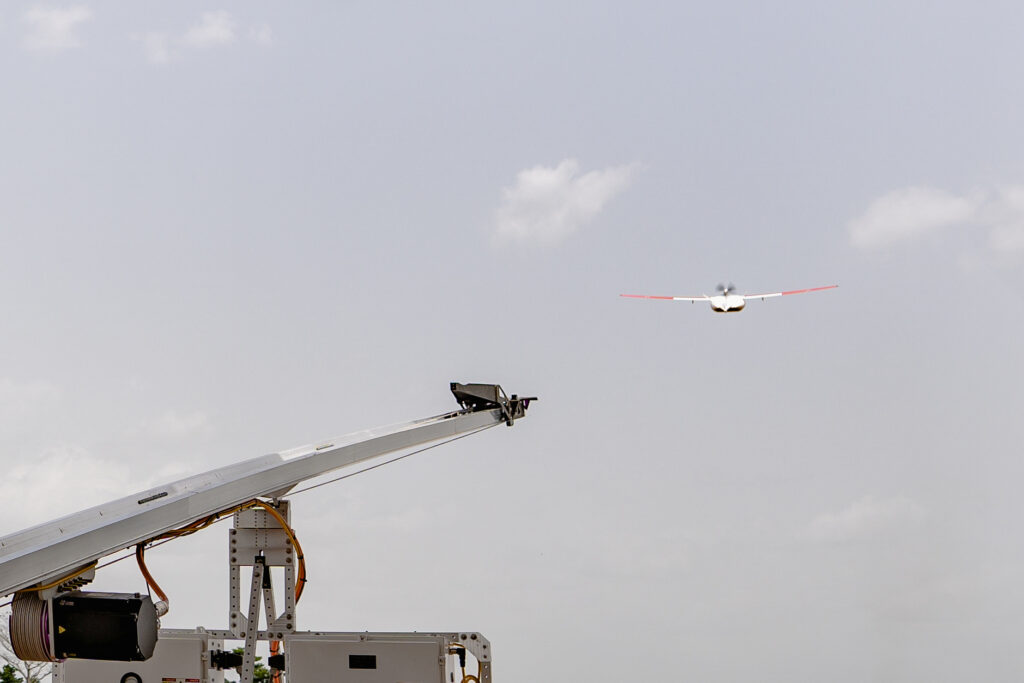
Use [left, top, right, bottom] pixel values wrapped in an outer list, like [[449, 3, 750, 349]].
[[227, 501, 296, 683], [229, 501, 296, 639], [209, 497, 496, 682]]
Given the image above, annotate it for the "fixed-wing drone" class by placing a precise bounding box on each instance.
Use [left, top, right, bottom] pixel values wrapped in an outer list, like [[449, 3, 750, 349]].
[[621, 283, 838, 313]]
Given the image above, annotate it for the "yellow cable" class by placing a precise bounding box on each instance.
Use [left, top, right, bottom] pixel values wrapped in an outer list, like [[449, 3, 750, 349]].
[[25, 498, 307, 618], [135, 543, 169, 606], [18, 562, 97, 592], [252, 500, 307, 603], [132, 501, 259, 607], [138, 498, 307, 607], [448, 644, 481, 683]]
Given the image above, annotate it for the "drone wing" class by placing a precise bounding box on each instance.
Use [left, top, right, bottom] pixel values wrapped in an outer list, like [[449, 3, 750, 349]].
[[742, 284, 838, 301], [620, 294, 709, 302]]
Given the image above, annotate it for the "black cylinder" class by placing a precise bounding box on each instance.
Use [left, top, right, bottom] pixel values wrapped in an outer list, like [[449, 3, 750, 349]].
[[51, 592, 158, 661]]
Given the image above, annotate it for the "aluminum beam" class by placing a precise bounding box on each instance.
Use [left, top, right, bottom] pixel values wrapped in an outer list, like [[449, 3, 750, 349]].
[[0, 405, 514, 597]]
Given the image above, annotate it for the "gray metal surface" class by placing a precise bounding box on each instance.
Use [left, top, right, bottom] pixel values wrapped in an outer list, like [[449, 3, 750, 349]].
[[0, 405, 510, 597]]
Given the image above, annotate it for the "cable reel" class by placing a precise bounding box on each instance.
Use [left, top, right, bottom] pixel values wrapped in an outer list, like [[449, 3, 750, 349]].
[[10, 589, 158, 663]]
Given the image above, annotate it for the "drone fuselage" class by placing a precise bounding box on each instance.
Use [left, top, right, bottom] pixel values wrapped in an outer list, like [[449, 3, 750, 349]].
[[709, 294, 745, 312]]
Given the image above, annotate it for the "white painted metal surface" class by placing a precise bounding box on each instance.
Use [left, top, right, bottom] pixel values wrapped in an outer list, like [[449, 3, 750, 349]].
[[285, 634, 444, 683], [57, 630, 492, 683], [0, 406, 508, 597], [281, 631, 491, 683], [54, 629, 225, 683]]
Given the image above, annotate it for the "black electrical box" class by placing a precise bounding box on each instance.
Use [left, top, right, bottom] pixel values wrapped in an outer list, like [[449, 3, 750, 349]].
[[51, 592, 158, 661]]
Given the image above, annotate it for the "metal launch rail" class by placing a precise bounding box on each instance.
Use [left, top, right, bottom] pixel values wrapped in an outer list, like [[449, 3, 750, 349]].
[[0, 382, 533, 597]]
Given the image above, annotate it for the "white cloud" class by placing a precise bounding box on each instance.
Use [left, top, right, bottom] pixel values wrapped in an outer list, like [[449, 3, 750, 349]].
[[135, 12, 271, 64], [183, 10, 236, 48], [848, 186, 977, 249], [142, 410, 211, 438], [248, 23, 273, 46], [0, 378, 61, 435], [986, 186, 1024, 253], [0, 443, 136, 533], [493, 159, 639, 247], [849, 183, 1024, 258], [22, 5, 93, 52], [133, 31, 175, 65], [806, 495, 926, 542]]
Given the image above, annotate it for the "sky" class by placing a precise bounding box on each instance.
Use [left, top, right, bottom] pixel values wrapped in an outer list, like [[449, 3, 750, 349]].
[[2, 1, 1024, 681]]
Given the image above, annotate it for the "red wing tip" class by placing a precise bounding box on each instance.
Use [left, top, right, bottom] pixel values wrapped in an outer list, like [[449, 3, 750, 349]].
[[781, 285, 839, 296]]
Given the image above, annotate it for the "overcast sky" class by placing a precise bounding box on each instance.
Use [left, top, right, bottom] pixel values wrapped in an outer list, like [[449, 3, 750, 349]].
[[2, 2, 1024, 681]]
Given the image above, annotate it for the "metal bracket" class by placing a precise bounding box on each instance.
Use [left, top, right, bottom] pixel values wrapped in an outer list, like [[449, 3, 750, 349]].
[[38, 565, 96, 601], [449, 632, 492, 681], [450, 382, 535, 426]]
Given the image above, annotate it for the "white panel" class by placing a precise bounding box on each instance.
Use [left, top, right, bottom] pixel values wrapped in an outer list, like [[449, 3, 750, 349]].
[[55, 630, 224, 683], [286, 634, 444, 683]]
